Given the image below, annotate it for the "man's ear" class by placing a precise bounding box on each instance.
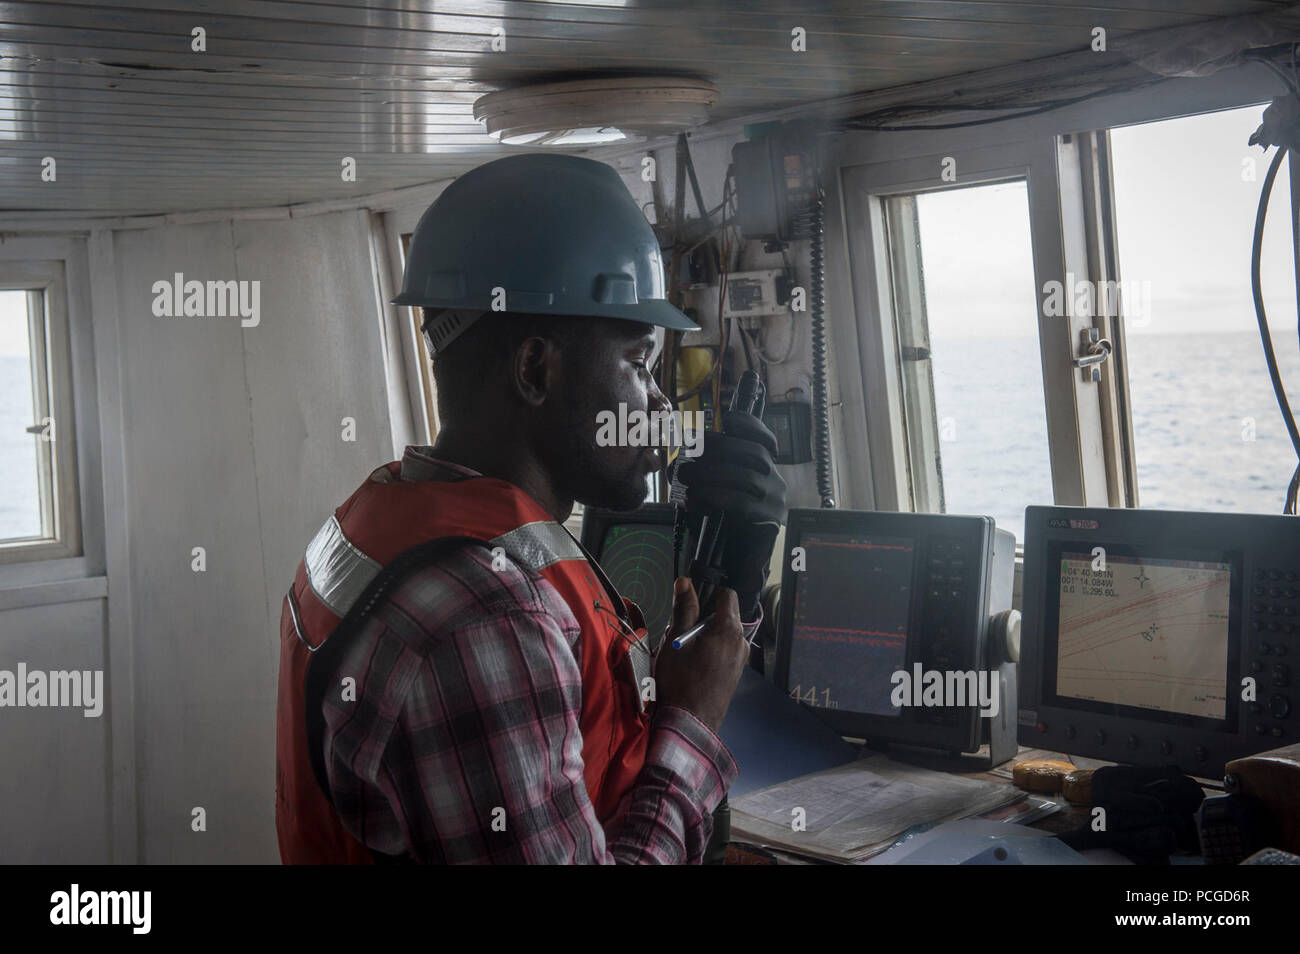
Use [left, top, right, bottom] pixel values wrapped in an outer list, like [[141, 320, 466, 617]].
[[511, 336, 560, 407]]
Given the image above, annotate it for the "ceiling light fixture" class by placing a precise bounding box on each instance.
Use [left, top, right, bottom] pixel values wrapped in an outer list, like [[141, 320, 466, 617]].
[[473, 76, 718, 147]]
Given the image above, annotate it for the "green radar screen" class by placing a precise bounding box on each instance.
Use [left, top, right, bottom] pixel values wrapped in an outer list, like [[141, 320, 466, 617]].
[[601, 523, 677, 642]]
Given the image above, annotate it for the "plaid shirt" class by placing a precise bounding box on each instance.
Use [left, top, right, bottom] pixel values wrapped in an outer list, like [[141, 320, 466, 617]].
[[318, 447, 740, 864]]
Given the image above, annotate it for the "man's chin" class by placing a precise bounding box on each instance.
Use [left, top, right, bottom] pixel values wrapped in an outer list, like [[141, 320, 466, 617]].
[[578, 477, 651, 513]]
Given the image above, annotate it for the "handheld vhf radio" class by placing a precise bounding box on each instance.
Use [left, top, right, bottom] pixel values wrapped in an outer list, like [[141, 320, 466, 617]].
[[669, 369, 766, 647], [670, 369, 765, 866]]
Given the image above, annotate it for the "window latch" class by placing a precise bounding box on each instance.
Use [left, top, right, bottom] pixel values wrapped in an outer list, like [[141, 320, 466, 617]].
[[1074, 329, 1112, 381]]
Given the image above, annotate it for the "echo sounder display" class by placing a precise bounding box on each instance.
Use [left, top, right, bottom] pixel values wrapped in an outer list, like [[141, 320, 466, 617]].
[[1054, 551, 1231, 721], [786, 533, 914, 716]]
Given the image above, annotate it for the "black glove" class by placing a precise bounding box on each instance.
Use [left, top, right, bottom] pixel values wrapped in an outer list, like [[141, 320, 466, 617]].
[[676, 410, 787, 620], [1057, 765, 1204, 864]]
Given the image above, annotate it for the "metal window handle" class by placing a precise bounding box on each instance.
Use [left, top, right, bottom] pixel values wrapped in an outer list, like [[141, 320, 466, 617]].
[[1074, 329, 1112, 381], [24, 424, 45, 434]]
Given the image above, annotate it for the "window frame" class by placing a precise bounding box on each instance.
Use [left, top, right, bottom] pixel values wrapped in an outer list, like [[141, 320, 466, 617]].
[[822, 64, 1289, 528], [0, 259, 81, 564], [830, 138, 1095, 522], [382, 199, 451, 450]]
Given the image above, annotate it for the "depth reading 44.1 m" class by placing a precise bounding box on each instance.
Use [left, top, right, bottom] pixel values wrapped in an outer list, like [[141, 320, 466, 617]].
[[789, 685, 840, 709]]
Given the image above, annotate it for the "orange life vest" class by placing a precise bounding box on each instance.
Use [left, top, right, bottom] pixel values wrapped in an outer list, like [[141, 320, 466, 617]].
[[275, 462, 653, 864]]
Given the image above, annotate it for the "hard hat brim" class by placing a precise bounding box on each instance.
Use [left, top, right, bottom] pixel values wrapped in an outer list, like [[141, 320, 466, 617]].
[[388, 293, 701, 334], [627, 298, 701, 333]]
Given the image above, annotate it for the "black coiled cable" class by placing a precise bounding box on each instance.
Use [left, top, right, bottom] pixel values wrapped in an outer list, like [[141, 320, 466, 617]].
[[807, 191, 836, 508], [1250, 145, 1300, 514]]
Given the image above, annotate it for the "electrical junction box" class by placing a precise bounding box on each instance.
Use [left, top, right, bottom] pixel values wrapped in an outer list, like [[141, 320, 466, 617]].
[[721, 269, 790, 320]]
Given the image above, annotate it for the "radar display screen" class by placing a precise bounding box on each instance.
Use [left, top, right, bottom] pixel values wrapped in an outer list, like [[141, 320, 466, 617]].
[[599, 523, 676, 644]]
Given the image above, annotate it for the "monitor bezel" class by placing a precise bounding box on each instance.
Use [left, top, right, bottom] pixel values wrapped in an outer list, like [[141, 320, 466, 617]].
[[579, 502, 679, 558], [774, 507, 998, 751], [1017, 504, 1275, 773]]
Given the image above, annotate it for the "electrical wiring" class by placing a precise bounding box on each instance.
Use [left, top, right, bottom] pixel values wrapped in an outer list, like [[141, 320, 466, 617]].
[[1253, 56, 1300, 97], [1244, 46, 1300, 96], [743, 311, 799, 365], [1249, 144, 1300, 514], [842, 75, 1164, 132], [672, 168, 736, 406]]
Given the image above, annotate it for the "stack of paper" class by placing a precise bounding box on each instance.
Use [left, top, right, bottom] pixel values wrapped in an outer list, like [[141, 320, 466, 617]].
[[730, 754, 1024, 863]]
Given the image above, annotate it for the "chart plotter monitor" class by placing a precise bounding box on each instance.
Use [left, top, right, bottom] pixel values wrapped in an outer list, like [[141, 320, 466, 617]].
[[1019, 505, 1300, 775]]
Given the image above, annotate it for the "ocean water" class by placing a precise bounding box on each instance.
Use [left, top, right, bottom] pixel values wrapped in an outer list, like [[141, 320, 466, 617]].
[[0, 354, 40, 540], [931, 329, 1300, 541], [2, 332, 1297, 543]]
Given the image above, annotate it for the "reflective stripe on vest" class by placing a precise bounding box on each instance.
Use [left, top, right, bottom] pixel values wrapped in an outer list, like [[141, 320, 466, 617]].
[[303, 515, 382, 618], [300, 515, 588, 629]]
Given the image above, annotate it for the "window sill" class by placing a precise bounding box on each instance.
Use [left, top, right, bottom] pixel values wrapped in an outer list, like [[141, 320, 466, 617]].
[[0, 574, 108, 612]]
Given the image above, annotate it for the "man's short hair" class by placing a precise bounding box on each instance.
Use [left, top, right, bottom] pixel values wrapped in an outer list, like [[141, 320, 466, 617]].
[[423, 307, 581, 421]]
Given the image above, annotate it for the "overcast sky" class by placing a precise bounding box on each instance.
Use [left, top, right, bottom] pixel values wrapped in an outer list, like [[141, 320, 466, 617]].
[[920, 103, 1297, 340]]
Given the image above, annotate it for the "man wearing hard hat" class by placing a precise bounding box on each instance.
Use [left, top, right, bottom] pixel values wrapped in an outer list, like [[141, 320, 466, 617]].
[[275, 154, 785, 864]]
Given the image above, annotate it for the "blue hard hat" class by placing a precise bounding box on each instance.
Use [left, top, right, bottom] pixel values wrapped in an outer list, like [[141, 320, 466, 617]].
[[392, 154, 698, 335]]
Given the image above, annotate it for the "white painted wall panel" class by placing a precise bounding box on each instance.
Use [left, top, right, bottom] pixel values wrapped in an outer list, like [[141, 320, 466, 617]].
[[234, 209, 394, 625], [111, 222, 275, 862], [0, 599, 110, 864], [94, 211, 395, 864]]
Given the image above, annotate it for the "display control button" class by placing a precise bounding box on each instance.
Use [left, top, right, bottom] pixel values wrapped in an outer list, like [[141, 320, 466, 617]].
[[1269, 695, 1291, 719]]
